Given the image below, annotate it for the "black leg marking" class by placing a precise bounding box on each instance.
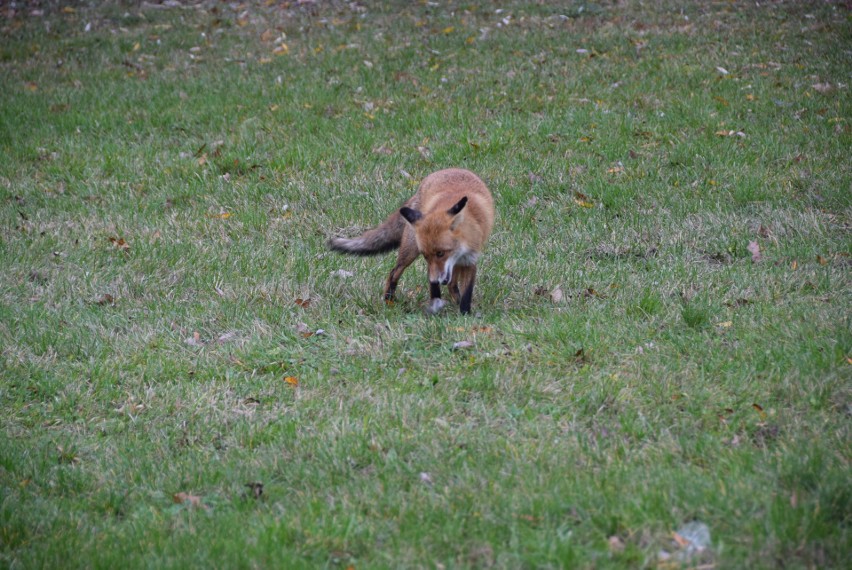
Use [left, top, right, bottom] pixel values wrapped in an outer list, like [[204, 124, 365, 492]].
[[459, 267, 476, 315]]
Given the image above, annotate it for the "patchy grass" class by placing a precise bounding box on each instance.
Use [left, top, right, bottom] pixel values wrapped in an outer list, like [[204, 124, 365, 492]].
[[1, 1, 850, 568]]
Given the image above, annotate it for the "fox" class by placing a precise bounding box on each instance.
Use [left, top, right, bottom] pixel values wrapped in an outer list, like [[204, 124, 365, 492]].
[[328, 168, 495, 315]]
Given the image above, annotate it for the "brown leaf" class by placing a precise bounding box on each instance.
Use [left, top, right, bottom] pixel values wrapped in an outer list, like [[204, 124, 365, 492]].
[[584, 287, 605, 299], [184, 331, 204, 347], [245, 482, 263, 500], [95, 293, 115, 306], [109, 236, 130, 251], [284, 376, 299, 387], [752, 402, 767, 420], [816, 254, 828, 266], [173, 492, 206, 509], [573, 191, 594, 208], [294, 298, 311, 308]]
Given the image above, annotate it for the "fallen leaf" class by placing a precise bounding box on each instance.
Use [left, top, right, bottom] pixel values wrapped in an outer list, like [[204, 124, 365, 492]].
[[752, 402, 767, 420], [816, 254, 828, 266], [109, 236, 130, 251], [95, 293, 115, 306], [717, 321, 733, 328], [294, 298, 311, 308], [812, 82, 833, 94], [373, 144, 393, 155], [747, 241, 761, 262], [608, 535, 626, 553], [184, 331, 204, 347], [245, 482, 264, 500], [173, 492, 207, 509], [716, 66, 729, 75], [452, 340, 474, 350], [550, 286, 564, 303], [419, 472, 433, 485], [791, 259, 798, 271], [284, 376, 299, 387], [273, 44, 289, 56], [573, 191, 594, 208], [584, 287, 605, 299], [331, 269, 354, 278]]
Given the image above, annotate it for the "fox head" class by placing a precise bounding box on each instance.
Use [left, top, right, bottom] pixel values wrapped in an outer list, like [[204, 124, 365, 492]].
[[400, 197, 475, 286]]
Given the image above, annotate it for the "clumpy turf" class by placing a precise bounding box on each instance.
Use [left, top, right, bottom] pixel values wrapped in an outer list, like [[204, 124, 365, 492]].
[[1, 1, 849, 568]]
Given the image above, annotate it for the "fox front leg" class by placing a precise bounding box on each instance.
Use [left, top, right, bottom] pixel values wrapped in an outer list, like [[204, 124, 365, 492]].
[[425, 281, 446, 315], [456, 265, 477, 315]]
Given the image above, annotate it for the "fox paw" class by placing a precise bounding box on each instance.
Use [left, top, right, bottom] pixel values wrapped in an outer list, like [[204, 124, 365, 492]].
[[425, 298, 446, 315]]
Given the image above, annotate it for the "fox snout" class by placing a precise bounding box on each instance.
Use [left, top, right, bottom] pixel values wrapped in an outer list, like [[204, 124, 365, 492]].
[[429, 264, 453, 286]]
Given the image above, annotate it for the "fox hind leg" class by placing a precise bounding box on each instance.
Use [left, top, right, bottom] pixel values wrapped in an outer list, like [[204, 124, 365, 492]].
[[384, 230, 419, 301]]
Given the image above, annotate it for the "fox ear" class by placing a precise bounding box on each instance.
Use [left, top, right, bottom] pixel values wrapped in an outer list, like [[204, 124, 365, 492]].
[[447, 196, 468, 216], [400, 207, 422, 225]]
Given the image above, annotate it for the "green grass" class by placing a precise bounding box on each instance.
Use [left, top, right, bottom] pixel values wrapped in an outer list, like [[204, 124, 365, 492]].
[[1, 1, 850, 568]]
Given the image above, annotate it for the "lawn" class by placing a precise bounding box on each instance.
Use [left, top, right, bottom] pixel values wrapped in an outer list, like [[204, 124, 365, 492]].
[[1, 1, 850, 568]]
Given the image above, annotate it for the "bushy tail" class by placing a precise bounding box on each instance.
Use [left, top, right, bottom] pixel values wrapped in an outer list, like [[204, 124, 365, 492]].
[[328, 210, 407, 256]]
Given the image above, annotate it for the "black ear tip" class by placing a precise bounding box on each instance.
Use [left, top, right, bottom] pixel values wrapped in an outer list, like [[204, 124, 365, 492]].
[[448, 196, 468, 215], [400, 207, 422, 224]]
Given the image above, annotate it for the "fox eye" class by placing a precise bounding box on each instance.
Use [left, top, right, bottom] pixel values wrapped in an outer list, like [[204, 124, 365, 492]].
[[435, 251, 444, 258]]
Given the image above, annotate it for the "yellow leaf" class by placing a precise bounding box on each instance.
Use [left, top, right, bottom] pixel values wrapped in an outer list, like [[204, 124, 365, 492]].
[[465, 36, 475, 45], [273, 44, 289, 56], [746, 93, 756, 101], [442, 26, 455, 34], [284, 376, 299, 387], [752, 403, 767, 420], [132, 42, 141, 52], [269, 104, 279, 112], [24, 82, 38, 92], [62, 6, 76, 13], [791, 259, 798, 270], [718, 321, 733, 328]]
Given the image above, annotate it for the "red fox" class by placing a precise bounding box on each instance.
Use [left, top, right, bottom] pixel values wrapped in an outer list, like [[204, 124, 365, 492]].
[[328, 168, 494, 315]]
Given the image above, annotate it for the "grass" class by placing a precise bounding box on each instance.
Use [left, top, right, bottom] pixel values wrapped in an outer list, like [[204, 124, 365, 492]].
[[1, 0, 850, 567]]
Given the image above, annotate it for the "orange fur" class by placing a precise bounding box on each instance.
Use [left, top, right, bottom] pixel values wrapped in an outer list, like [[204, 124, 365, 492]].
[[328, 168, 494, 314]]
